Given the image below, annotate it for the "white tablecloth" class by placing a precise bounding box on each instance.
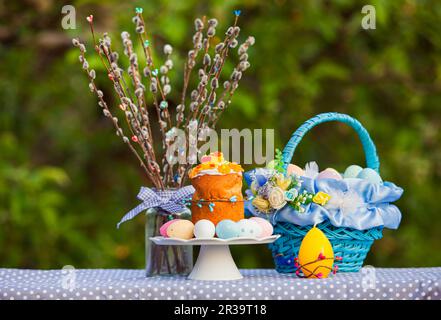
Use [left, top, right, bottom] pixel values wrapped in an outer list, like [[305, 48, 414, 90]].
[[0, 268, 440, 300]]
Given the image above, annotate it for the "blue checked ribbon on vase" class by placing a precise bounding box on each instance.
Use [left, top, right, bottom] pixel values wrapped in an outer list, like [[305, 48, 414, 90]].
[[117, 186, 195, 228]]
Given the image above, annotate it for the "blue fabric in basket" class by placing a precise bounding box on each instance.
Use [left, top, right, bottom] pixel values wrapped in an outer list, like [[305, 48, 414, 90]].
[[245, 176, 403, 231]]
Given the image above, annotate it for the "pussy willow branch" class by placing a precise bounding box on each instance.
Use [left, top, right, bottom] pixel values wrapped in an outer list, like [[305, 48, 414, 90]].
[[88, 21, 163, 188], [75, 12, 252, 190], [134, 13, 175, 185], [210, 36, 254, 127], [190, 16, 238, 125], [73, 40, 159, 186], [197, 35, 235, 126], [178, 16, 206, 128], [85, 19, 163, 188], [137, 13, 172, 129], [119, 33, 158, 164], [89, 24, 146, 152], [178, 17, 248, 186]]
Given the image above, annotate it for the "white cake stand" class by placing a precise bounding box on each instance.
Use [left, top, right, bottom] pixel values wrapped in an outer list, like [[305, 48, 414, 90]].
[[150, 235, 280, 281]]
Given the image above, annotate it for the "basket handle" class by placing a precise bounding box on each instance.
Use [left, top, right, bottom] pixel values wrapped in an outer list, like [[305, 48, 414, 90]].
[[282, 112, 380, 173]]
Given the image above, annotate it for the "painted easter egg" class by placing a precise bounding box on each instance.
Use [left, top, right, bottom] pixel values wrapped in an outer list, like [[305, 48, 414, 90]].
[[193, 219, 216, 238], [357, 168, 383, 184], [249, 217, 274, 238], [317, 168, 342, 180], [166, 220, 195, 240], [237, 219, 262, 238], [298, 226, 334, 279], [216, 219, 240, 239], [343, 165, 363, 179], [160, 219, 180, 237], [287, 164, 305, 177]]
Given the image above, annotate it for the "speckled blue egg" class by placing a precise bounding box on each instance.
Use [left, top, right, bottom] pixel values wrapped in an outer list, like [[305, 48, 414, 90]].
[[357, 168, 383, 184], [216, 219, 240, 239], [236, 219, 262, 238], [343, 165, 363, 179]]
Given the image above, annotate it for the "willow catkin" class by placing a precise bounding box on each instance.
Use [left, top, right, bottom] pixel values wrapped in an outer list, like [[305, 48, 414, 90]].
[[163, 44, 173, 55], [194, 18, 204, 31]]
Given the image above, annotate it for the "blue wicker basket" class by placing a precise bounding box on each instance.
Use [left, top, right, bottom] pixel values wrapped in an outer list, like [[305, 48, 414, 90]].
[[271, 112, 384, 273]]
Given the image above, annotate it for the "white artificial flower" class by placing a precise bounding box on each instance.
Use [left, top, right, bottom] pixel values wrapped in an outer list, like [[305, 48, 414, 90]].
[[324, 189, 365, 216], [268, 187, 287, 209], [304, 161, 319, 179]]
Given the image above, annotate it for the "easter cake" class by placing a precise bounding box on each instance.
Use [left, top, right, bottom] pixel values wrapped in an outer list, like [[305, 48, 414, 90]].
[[188, 152, 244, 225]]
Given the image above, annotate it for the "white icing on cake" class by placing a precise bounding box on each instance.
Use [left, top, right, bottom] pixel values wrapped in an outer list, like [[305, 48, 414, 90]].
[[193, 168, 243, 178]]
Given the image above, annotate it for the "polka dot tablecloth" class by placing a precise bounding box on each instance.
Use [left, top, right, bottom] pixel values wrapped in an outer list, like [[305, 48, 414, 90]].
[[0, 268, 440, 300]]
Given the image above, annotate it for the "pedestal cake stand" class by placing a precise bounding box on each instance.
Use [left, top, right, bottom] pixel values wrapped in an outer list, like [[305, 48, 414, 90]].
[[150, 235, 280, 281]]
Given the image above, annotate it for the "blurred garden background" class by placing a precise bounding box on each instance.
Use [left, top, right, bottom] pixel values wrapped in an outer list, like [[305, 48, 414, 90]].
[[1, 0, 440, 270]]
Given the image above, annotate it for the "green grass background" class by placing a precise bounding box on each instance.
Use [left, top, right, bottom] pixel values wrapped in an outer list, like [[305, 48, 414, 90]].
[[1, 0, 440, 269]]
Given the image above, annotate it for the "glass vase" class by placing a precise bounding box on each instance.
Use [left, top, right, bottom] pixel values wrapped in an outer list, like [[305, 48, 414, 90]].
[[145, 207, 193, 276]]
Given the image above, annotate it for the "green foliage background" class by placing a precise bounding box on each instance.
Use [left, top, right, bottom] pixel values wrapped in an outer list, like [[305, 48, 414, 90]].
[[1, 0, 440, 269]]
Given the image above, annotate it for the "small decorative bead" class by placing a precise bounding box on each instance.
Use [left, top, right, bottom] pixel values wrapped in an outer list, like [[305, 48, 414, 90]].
[[160, 101, 168, 109], [135, 7, 143, 14]]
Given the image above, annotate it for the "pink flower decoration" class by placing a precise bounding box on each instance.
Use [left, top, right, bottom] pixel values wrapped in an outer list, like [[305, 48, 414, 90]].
[[86, 15, 94, 23], [316, 272, 323, 278], [318, 252, 326, 260]]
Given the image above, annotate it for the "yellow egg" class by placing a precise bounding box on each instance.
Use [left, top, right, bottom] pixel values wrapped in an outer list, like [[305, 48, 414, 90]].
[[298, 226, 334, 279], [166, 220, 195, 240]]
